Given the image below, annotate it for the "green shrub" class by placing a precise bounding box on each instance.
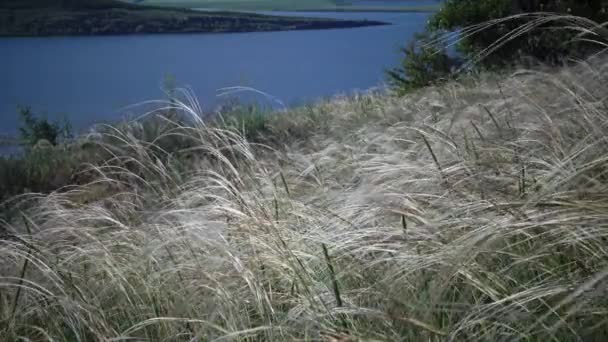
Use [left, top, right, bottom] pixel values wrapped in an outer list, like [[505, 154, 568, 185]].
[[387, 32, 458, 95], [18, 107, 72, 147], [430, 0, 608, 65], [0, 145, 77, 202], [0, 109, 101, 204], [0, 108, 77, 202], [389, 0, 608, 94], [216, 104, 272, 141], [0, 103, 273, 209]]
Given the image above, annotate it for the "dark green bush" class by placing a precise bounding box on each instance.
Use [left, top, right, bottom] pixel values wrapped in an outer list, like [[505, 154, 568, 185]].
[[18, 107, 72, 147], [215, 103, 272, 142], [0, 145, 79, 202], [389, 0, 608, 94], [0, 109, 85, 203], [387, 32, 458, 95], [430, 0, 608, 65]]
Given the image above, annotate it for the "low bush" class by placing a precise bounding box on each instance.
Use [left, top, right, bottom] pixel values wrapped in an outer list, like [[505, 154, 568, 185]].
[[215, 103, 273, 141], [0, 102, 274, 206], [387, 31, 457, 95], [18, 107, 72, 147]]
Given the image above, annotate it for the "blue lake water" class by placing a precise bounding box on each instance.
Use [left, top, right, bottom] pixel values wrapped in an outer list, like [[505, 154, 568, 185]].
[[0, 10, 432, 135]]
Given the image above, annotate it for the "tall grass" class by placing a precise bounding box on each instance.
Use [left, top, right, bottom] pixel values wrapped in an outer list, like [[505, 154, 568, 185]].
[[3, 30, 608, 342]]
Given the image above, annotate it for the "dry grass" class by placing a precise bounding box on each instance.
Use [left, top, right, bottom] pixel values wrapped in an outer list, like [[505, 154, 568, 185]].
[[2, 52, 608, 340]]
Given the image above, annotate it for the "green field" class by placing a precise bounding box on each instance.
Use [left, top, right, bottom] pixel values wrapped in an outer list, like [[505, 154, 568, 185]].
[[138, 0, 439, 11]]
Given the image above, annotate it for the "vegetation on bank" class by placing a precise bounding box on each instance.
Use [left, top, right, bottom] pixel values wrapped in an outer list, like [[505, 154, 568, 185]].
[[388, 0, 608, 93], [0, 108, 75, 205], [0, 0, 386, 36], [0, 103, 273, 206]]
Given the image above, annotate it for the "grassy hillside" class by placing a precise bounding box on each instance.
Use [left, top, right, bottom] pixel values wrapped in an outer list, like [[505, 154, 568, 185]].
[[1, 54, 608, 339], [0, 0, 385, 36]]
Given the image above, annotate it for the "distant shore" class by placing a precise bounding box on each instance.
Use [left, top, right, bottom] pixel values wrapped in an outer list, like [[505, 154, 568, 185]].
[[140, 0, 440, 13], [193, 6, 440, 13], [0, 4, 387, 37], [289, 6, 439, 13]]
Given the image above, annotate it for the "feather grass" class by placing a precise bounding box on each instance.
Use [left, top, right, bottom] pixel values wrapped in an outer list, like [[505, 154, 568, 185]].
[[2, 14, 608, 341]]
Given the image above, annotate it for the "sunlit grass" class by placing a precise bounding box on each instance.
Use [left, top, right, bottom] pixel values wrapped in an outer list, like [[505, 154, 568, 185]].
[[2, 53, 608, 339]]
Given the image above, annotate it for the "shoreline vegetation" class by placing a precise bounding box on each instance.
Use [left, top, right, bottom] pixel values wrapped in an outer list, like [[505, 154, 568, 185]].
[[0, 0, 388, 37]]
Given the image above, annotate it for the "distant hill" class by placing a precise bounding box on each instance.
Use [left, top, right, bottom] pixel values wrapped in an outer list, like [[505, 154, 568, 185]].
[[0, 0, 386, 36], [135, 0, 341, 11], [135, 0, 439, 12], [0, 0, 139, 10]]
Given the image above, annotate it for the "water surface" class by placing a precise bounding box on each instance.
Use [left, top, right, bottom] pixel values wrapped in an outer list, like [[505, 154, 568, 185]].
[[0, 10, 432, 135]]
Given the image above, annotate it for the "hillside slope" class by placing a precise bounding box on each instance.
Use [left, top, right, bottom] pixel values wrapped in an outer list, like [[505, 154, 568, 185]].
[[1, 57, 608, 340]]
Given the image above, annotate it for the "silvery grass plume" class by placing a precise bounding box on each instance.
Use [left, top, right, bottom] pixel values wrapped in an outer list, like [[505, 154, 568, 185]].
[[2, 15, 608, 342]]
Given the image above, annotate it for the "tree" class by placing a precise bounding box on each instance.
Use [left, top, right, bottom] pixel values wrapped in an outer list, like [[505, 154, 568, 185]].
[[429, 0, 608, 65], [389, 0, 608, 94]]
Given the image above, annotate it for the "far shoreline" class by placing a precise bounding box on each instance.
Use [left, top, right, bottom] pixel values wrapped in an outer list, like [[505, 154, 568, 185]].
[[193, 6, 439, 14], [0, 20, 389, 38], [0, 5, 389, 38], [289, 7, 439, 13]]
